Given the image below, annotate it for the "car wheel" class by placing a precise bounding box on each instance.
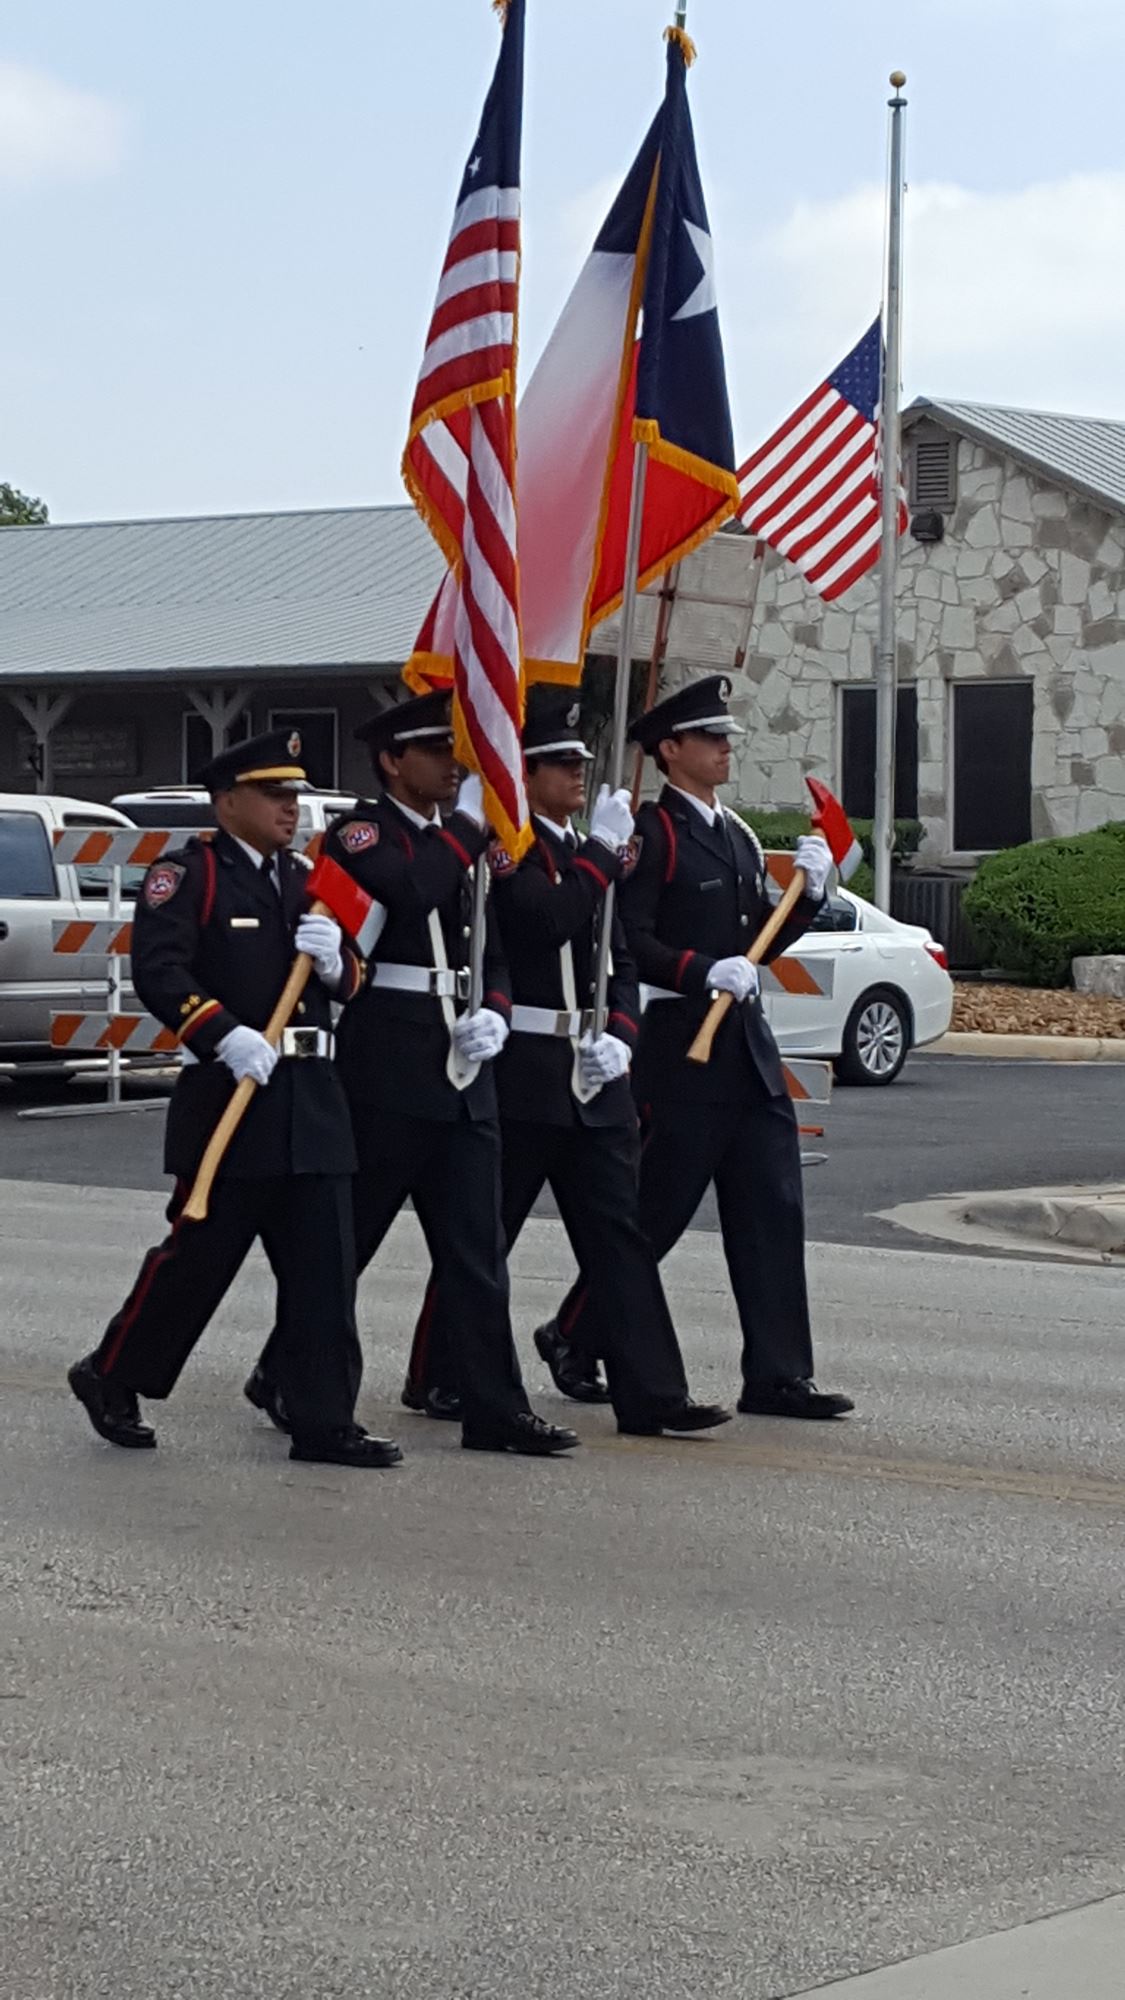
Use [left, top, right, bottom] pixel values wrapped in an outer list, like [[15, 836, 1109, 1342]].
[[834, 987, 910, 1086]]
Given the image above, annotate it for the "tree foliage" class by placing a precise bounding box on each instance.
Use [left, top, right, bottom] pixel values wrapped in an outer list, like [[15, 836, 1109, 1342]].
[[0, 483, 48, 525]]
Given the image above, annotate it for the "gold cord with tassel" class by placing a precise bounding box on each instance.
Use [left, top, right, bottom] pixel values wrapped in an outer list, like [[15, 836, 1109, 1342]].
[[664, 24, 697, 65]]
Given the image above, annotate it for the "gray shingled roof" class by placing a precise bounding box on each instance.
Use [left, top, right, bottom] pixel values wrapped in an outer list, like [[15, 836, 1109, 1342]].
[[0, 505, 445, 683], [906, 398, 1125, 517]]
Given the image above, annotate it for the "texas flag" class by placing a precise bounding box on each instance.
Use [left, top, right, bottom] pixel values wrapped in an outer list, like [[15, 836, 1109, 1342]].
[[406, 28, 739, 691]]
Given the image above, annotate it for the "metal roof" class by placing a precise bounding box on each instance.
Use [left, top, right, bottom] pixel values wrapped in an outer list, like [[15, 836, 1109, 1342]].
[[0, 505, 445, 684], [906, 398, 1125, 517]]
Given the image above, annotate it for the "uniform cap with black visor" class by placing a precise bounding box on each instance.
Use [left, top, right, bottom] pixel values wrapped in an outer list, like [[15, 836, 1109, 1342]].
[[628, 674, 745, 756], [195, 726, 309, 799]]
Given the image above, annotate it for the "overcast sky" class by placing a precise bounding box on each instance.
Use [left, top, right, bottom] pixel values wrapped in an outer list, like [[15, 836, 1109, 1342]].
[[5, 0, 1125, 522]]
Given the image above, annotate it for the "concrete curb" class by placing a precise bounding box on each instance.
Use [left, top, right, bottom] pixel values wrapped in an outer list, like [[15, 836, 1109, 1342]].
[[963, 1187, 1125, 1256], [929, 1030, 1125, 1062]]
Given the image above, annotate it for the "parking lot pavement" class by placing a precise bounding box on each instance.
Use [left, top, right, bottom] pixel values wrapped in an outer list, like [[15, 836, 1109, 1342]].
[[2, 1054, 1122, 1255], [2, 1178, 1123, 2000]]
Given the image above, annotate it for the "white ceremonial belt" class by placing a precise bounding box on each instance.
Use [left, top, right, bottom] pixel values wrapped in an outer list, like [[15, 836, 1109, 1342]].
[[371, 962, 470, 999], [639, 984, 682, 1007], [280, 1027, 335, 1059], [510, 1003, 588, 1038]]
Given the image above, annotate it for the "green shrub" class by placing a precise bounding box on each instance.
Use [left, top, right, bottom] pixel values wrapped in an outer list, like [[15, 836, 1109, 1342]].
[[962, 822, 1125, 986]]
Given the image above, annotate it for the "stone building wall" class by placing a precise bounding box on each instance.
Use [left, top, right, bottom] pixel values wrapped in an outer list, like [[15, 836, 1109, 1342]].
[[648, 436, 1125, 857]]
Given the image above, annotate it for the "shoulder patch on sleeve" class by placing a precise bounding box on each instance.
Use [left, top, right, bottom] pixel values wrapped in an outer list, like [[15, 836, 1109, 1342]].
[[619, 835, 643, 878], [339, 820, 379, 854], [487, 839, 516, 879], [143, 861, 186, 909]]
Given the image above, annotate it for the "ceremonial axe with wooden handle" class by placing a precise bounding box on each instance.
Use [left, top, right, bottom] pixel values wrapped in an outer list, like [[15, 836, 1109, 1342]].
[[183, 852, 385, 1223], [686, 777, 862, 1066]]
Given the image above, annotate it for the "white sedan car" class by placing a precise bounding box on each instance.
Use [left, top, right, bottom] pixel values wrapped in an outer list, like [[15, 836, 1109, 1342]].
[[764, 887, 953, 1086]]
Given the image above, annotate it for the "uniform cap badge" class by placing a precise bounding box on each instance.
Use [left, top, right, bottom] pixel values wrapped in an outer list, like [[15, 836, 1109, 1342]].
[[287, 730, 302, 759]]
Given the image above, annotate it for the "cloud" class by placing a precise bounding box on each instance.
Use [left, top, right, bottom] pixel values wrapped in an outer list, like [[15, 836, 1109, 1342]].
[[721, 171, 1125, 446], [0, 61, 124, 186]]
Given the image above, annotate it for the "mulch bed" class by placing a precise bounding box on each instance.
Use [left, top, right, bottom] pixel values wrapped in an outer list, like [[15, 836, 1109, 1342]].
[[952, 983, 1125, 1039]]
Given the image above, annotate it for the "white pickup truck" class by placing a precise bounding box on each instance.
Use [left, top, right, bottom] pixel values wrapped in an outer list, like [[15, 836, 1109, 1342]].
[[0, 792, 136, 1062]]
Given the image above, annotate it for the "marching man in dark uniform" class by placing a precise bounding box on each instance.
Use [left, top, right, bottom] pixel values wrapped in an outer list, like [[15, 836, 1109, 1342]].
[[405, 688, 730, 1438], [250, 691, 578, 1458], [68, 728, 402, 1468], [541, 676, 854, 1421]]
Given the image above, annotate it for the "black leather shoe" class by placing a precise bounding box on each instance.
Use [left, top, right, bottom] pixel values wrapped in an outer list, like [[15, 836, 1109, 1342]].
[[400, 1378, 426, 1412], [289, 1424, 404, 1468], [533, 1320, 610, 1404], [68, 1356, 156, 1449], [738, 1378, 855, 1420], [618, 1400, 732, 1437], [425, 1387, 462, 1422], [462, 1412, 580, 1456], [243, 1367, 291, 1435]]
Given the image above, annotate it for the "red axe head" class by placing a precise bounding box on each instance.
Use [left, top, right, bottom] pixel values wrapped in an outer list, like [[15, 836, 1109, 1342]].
[[805, 777, 863, 882], [307, 851, 386, 956]]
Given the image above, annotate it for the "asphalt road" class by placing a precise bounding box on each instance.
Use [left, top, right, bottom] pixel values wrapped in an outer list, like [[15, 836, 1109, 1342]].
[[2, 1054, 1121, 1253], [1, 1187, 1122, 2000]]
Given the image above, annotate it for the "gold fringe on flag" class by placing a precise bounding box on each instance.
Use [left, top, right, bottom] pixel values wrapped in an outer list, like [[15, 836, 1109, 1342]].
[[664, 24, 697, 65]]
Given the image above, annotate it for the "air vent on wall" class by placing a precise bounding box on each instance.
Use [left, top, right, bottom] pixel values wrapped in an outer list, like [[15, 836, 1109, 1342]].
[[909, 436, 956, 511]]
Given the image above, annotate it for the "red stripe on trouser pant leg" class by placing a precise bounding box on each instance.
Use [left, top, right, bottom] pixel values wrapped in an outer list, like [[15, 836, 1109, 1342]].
[[96, 1181, 189, 1377], [406, 1276, 438, 1396]]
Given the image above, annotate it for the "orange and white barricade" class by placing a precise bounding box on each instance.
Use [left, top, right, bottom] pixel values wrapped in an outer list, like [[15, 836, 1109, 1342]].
[[18, 828, 207, 1123]]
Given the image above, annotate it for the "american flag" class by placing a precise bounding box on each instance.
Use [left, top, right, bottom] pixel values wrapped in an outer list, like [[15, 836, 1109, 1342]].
[[736, 319, 905, 604], [401, 0, 529, 857]]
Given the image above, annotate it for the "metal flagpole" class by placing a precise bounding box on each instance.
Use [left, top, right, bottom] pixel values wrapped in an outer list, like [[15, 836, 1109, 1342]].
[[591, 0, 694, 1030], [873, 70, 907, 913], [590, 440, 649, 1033]]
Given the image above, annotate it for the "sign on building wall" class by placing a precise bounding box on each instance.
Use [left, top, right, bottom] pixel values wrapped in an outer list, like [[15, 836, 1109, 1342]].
[[16, 723, 138, 778]]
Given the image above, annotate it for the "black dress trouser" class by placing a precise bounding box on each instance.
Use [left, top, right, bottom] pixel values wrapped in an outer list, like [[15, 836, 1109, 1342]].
[[554, 1071, 815, 1391], [94, 1174, 360, 1436], [410, 1115, 691, 1427], [328, 1106, 531, 1433]]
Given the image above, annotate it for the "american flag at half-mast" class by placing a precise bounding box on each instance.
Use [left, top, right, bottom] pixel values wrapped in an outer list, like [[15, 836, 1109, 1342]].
[[401, 0, 529, 858], [736, 319, 906, 604]]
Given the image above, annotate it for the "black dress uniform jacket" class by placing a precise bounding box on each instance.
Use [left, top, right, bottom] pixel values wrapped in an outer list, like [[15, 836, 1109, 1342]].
[[550, 784, 825, 1392], [324, 794, 507, 1123], [491, 821, 639, 1130], [131, 831, 362, 1179], [626, 786, 823, 1107]]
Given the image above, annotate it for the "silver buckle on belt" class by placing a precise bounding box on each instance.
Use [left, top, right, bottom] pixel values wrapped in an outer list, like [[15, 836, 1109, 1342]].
[[430, 968, 471, 1000], [282, 1026, 328, 1059]]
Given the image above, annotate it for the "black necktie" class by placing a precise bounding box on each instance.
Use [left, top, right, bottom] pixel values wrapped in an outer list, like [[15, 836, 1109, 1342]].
[[261, 855, 280, 896]]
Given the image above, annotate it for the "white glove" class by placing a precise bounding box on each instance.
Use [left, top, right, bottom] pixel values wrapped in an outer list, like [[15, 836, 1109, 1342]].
[[707, 956, 761, 1004], [794, 833, 833, 900], [451, 1007, 509, 1064], [455, 772, 486, 829], [578, 1030, 631, 1090], [217, 1025, 279, 1087], [295, 913, 343, 987], [588, 784, 635, 852]]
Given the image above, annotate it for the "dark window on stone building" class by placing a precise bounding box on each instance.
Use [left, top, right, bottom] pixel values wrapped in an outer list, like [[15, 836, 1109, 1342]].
[[909, 435, 957, 511], [839, 684, 918, 820], [182, 709, 252, 783], [953, 681, 1033, 851]]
